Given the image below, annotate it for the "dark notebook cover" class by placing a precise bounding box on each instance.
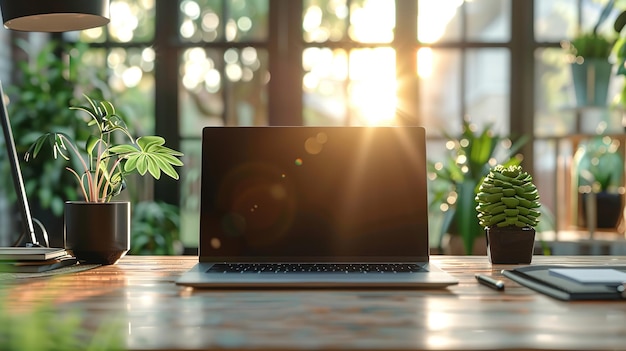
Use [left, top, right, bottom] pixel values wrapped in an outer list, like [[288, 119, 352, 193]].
[[0, 255, 78, 273], [502, 265, 626, 301]]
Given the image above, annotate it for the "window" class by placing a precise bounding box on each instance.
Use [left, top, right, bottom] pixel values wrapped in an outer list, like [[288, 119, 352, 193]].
[[52, 0, 614, 251]]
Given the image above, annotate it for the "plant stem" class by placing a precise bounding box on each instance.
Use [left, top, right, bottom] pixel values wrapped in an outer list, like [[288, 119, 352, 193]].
[[60, 135, 95, 202]]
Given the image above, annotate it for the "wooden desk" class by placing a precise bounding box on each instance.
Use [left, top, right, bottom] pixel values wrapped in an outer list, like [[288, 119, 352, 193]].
[[3, 256, 626, 350]]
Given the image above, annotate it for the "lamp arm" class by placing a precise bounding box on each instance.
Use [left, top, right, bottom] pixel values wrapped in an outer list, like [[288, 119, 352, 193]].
[[0, 81, 39, 246]]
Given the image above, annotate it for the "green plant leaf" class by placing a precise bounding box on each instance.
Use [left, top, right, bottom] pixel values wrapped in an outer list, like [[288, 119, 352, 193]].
[[594, 0, 614, 34], [99, 99, 116, 116], [615, 10, 626, 33], [146, 155, 162, 179], [152, 155, 179, 179], [136, 154, 149, 175], [85, 134, 102, 158], [137, 135, 165, 150], [108, 144, 139, 154]]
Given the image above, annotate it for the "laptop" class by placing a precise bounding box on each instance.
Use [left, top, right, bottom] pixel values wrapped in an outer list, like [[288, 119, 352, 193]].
[[176, 126, 458, 288]]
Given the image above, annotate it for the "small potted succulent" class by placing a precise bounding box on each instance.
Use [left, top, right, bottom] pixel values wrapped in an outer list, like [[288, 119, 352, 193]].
[[26, 95, 183, 264], [475, 165, 541, 264]]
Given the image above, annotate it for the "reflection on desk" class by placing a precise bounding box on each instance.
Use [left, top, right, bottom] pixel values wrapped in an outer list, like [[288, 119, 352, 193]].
[[2, 255, 626, 351]]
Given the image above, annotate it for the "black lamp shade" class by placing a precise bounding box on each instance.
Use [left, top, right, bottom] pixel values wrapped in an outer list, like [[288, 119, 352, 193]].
[[0, 0, 110, 32]]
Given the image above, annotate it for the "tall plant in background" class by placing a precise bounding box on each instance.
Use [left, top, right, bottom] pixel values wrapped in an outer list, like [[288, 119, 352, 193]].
[[428, 120, 527, 255]]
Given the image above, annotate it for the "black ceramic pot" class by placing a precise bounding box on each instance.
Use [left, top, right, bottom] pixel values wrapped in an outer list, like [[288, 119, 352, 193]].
[[65, 201, 130, 265], [581, 192, 623, 229], [485, 226, 535, 264]]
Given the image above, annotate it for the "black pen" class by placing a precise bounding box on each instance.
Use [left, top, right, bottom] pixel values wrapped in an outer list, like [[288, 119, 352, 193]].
[[475, 273, 505, 291]]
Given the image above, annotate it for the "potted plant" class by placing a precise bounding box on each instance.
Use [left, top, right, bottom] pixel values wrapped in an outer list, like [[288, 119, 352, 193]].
[[574, 136, 624, 229], [562, 2, 615, 107], [25, 95, 183, 264], [428, 120, 528, 255], [475, 165, 541, 264]]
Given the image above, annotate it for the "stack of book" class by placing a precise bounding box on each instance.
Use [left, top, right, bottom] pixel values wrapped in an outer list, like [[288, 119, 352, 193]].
[[0, 247, 78, 273]]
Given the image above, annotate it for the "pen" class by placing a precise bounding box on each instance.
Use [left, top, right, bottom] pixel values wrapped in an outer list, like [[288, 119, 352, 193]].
[[475, 273, 505, 291]]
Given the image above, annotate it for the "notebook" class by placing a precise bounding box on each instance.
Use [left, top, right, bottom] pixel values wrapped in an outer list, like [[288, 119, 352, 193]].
[[176, 126, 458, 288], [502, 265, 626, 300]]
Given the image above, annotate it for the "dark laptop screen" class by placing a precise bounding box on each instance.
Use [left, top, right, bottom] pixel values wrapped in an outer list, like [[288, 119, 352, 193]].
[[199, 127, 429, 262]]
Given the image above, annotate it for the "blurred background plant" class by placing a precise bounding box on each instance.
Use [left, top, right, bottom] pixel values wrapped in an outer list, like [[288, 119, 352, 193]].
[[575, 135, 624, 193], [130, 201, 183, 255], [0, 289, 123, 350], [574, 133, 625, 229], [561, 0, 615, 108]]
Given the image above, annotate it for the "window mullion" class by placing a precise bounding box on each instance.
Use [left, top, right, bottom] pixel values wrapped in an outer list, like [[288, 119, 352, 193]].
[[510, 0, 535, 173], [395, 0, 419, 125], [268, 0, 303, 125], [154, 0, 180, 206]]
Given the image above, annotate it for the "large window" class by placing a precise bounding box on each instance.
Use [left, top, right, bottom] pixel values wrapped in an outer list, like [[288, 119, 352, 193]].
[[41, 0, 615, 250]]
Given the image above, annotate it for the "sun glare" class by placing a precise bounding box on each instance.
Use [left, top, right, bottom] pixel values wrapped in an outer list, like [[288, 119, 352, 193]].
[[418, 0, 463, 43], [348, 48, 397, 125], [302, 0, 463, 125], [349, 0, 395, 43], [417, 48, 434, 78]]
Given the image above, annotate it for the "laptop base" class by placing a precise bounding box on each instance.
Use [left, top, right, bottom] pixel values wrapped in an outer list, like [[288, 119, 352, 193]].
[[176, 262, 458, 288]]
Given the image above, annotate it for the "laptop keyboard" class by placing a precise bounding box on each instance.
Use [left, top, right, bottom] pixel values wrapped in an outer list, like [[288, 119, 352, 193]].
[[207, 263, 427, 274]]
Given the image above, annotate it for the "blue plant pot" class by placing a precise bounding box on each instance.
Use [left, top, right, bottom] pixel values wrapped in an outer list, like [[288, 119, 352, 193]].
[[570, 59, 612, 107]]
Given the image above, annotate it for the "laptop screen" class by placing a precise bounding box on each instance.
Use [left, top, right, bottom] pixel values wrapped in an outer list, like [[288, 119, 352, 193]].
[[199, 126, 429, 262]]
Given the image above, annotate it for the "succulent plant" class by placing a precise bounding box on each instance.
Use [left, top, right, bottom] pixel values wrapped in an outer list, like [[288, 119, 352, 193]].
[[475, 165, 541, 228]]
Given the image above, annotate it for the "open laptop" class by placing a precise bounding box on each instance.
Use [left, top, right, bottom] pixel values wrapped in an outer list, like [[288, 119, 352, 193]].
[[176, 126, 458, 288]]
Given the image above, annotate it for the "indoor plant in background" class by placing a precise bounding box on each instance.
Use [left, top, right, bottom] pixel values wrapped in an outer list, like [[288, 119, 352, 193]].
[[573, 136, 624, 230], [562, 0, 615, 107], [475, 165, 541, 264], [428, 120, 528, 255], [26, 95, 183, 264], [130, 200, 183, 255]]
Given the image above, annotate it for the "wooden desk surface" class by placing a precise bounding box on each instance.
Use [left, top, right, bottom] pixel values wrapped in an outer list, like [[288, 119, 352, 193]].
[[3, 255, 626, 351]]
